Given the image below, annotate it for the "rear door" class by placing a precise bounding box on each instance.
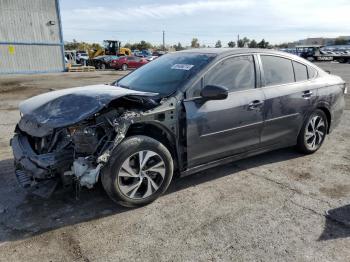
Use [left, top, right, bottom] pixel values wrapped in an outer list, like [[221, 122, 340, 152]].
[[127, 56, 137, 68], [259, 54, 319, 147], [134, 57, 144, 68], [184, 55, 265, 168]]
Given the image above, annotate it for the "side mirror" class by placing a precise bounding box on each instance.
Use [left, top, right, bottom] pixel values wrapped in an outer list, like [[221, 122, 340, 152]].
[[200, 85, 228, 100]]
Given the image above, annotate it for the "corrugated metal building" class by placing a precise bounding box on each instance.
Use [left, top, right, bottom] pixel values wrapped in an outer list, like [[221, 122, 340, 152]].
[[0, 0, 65, 74]]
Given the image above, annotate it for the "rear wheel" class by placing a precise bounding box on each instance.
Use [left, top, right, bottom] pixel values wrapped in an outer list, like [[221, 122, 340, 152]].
[[297, 109, 328, 154], [121, 63, 128, 71], [101, 136, 174, 207], [101, 63, 106, 70]]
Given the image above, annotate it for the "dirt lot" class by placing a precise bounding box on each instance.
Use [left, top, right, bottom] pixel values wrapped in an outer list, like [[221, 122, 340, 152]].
[[0, 64, 350, 261]]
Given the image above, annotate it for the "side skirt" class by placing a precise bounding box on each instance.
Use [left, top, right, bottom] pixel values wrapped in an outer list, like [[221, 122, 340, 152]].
[[180, 142, 295, 177]]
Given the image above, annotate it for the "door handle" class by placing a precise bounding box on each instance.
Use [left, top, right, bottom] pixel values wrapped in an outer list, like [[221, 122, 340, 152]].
[[302, 90, 313, 98], [248, 100, 264, 109]]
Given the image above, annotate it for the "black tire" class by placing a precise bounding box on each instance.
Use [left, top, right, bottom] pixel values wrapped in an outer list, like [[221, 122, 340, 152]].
[[101, 135, 174, 207], [121, 63, 128, 71], [296, 109, 328, 154]]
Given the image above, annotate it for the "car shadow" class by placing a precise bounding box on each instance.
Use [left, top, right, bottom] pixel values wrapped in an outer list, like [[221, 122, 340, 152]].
[[0, 147, 303, 243], [318, 204, 350, 241]]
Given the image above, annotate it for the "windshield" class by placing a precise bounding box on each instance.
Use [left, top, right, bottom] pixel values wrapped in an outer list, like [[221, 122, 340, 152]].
[[116, 52, 216, 97]]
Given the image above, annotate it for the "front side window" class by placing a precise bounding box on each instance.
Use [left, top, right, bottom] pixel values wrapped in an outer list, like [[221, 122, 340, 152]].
[[293, 61, 308, 81], [261, 55, 294, 86], [204, 55, 255, 92]]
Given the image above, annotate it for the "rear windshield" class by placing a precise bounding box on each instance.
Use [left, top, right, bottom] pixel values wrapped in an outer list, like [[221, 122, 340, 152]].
[[116, 52, 216, 97]]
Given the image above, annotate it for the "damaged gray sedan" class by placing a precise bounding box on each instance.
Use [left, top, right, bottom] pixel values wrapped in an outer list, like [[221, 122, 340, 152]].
[[11, 49, 346, 207]]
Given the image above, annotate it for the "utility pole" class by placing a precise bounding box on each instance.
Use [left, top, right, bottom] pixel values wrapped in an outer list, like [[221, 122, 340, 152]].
[[162, 30, 165, 51], [237, 34, 240, 48]]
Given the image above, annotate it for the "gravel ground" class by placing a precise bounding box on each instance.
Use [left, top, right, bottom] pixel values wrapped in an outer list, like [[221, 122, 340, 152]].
[[0, 64, 349, 261]]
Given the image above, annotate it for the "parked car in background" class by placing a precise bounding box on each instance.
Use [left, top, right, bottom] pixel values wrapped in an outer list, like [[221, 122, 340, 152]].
[[76, 51, 89, 65], [145, 55, 158, 61], [88, 55, 119, 69], [133, 49, 152, 57], [152, 51, 166, 57], [110, 56, 148, 70], [11, 49, 346, 207]]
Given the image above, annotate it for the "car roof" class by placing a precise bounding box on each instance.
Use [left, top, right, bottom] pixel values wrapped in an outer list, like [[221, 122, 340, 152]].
[[179, 48, 288, 56], [178, 48, 315, 66]]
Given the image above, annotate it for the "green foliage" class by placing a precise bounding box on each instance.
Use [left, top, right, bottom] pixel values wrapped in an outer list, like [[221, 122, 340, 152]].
[[227, 41, 236, 48], [238, 37, 250, 47], [235, 37, 272, 49], [64, 39, 102, 51], [191, 38, 200, 48], [124, 40, 153, 50], [249, 40, 257, 48], [334, 37, 348, 45], [274, 43, 289, 48], [215, 40, 222, 48], [123, 43, 132, 49], [173, 42, 185, 51], [257, 39, 269, 48]]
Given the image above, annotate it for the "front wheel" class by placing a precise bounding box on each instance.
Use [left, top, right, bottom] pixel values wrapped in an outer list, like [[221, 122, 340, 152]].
[[101, 136, 174, 207], [297, 109, 328, 154]]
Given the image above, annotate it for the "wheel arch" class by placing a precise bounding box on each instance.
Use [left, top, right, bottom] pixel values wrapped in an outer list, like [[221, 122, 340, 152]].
[[125, 121, 179, 171], [316, 102, 332, 133]]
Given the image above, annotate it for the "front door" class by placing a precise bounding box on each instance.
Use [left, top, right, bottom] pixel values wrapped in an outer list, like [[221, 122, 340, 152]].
[[184, 55, 265, 168]]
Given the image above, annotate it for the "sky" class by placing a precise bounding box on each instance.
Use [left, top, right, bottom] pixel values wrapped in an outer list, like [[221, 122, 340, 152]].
[[60, 0, 350, 46]]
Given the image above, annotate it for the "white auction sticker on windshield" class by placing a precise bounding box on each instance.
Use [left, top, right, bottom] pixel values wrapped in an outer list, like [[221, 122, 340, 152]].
[[171, 64, 194, 70]]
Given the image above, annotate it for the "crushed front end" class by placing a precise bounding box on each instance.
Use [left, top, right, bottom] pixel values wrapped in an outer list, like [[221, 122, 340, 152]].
[[10, 84, 166, 198], [11, 109, 127, 197]]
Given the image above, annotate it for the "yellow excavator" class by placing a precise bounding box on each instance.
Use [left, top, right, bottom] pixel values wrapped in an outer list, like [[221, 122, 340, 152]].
[[88, 40, 131, 59]]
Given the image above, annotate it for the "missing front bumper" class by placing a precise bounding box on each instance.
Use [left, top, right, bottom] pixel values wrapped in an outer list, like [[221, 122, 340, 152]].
[[11, 134, 73, 196]]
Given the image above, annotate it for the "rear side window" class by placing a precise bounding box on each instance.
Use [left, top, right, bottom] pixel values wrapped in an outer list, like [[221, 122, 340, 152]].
[[261, 55, 294, 86], [205, 55, 255, 92], [293, 61, 308, 81]]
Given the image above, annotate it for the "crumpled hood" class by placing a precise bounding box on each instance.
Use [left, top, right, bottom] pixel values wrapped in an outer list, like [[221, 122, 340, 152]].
[[19, 84, 157, 129]]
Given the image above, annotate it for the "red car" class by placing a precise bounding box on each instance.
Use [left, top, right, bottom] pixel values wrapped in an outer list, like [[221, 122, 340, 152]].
[[110, 56, 148, 70]]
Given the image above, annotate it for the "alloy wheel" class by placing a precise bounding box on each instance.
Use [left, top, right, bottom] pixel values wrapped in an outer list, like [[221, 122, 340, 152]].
[[117, 150, 166, 199], [304, 115, 326, 150]]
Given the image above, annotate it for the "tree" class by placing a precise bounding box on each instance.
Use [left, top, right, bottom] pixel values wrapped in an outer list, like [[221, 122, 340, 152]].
[[249, 39, 257, 48], [191, 38, 200, 48], [238, 37, 250, 47], [64, 40, 102, 51], [173, 42, 184, 51], [215, 40, 222, 48], [90, 43, 103, 50], [334, 37, 348, 45], [136, 40, 153, 50], [123, 43, 132, 49], [257, 39, 269, 48], [274, 43, 289, 48], [227, 41, 236, 48]]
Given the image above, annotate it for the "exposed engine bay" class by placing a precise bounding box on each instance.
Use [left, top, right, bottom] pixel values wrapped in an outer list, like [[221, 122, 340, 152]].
[[11, 85, 178, 197]]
